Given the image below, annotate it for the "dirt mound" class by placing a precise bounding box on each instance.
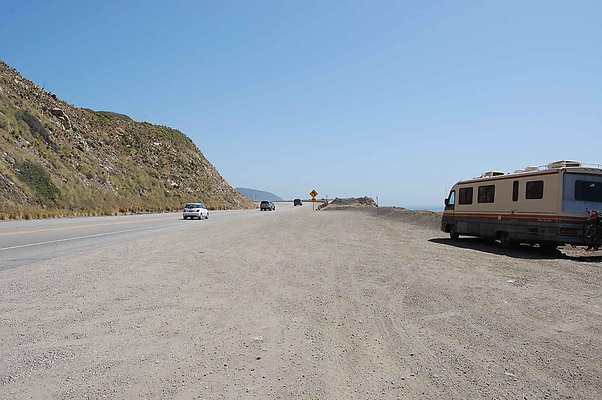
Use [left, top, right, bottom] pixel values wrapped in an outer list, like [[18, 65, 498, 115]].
[[325, 205, 442, 230], [329, 196, 377, 207], [374, 207, 442, 230]]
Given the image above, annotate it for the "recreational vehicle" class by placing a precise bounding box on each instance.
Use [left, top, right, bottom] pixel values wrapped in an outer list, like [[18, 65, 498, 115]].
[[441, 161, 602, 249]]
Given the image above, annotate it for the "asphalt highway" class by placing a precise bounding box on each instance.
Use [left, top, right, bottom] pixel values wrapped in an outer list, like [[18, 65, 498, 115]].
[[0, 202, 295, 271]]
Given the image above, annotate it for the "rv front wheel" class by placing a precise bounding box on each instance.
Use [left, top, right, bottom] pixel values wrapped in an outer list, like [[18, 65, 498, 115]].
[[449, 226, 459, 240]]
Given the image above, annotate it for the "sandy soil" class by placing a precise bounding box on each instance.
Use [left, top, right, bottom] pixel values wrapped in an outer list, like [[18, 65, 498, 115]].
[[1, 206, 600, 399]]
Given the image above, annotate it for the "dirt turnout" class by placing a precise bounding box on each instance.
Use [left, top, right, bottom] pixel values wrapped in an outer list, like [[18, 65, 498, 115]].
[[1, 206, 600, 399]]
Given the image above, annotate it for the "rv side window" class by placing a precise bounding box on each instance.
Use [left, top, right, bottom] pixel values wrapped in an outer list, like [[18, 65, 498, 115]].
[[477, 185, 495, 203], [458, 187, 473, 205], [512, 181, 519, 202], [575, 180, 602, 202], [526, 181, 544, 199]]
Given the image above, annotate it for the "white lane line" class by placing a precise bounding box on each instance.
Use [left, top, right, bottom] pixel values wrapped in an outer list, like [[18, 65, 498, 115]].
[[0, 224, 179, 252], [0, 216, 177, 237]]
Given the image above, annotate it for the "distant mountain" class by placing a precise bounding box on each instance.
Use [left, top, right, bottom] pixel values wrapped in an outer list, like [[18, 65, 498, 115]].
[[0, 60, 252, 219], [236, 188, 284, 202]]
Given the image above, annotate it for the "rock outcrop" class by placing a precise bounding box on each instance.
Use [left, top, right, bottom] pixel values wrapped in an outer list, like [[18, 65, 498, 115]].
[[329, 196, 377, 207]]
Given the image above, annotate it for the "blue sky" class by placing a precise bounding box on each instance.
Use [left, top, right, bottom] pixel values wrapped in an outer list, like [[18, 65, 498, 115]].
[[1, 1, 600, 208]]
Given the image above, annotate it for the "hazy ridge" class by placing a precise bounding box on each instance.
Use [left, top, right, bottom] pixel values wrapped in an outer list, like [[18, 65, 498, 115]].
[[236, 187, 284, 202]]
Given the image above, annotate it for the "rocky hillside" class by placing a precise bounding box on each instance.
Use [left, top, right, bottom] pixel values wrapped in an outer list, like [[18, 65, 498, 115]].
[[0, 61, 252, 219]]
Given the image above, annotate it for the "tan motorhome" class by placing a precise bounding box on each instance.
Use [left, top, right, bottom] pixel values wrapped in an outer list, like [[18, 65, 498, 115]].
[[441, 161, 602, 248]]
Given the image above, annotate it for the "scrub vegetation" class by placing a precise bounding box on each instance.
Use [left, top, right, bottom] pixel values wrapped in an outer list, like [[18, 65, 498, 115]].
[[0, 61, 252, 220]]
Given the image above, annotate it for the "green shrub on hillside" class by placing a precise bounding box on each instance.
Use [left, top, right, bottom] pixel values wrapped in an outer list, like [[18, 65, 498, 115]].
[[16, 110, 52, 145], [16, 160, 61, 205], [94, 111, 132, 121]]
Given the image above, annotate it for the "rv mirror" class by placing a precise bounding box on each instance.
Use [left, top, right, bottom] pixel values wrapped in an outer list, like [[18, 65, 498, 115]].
[[444, 198, 449, 206]]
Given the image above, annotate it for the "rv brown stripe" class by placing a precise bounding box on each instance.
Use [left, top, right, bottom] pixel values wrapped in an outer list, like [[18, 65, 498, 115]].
[[452, 212, 584, 220], [442, 212, 585, 223]]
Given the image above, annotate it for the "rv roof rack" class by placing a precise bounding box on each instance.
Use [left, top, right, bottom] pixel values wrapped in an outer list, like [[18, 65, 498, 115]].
[[468, 161, 602, 181], [517, 161, 601, 173], [547, 161, 601, 169], [579, 162, 602, 169]]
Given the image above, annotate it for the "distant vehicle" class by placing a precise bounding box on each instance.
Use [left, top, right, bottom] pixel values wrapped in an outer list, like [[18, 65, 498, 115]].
[[183, 203, 209, 220], [293, 198, 302, 206], [260, 200, 275, 211], [441, 160, 602, 249]]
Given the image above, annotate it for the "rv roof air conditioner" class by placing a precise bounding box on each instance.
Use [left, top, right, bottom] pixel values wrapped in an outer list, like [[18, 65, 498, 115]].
[[547, 160, 581, 169], [523, 166, 539, 172], [480, 171, 505, 178]]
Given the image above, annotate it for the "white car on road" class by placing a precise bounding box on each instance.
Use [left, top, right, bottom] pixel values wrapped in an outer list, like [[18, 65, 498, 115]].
[[183, 203, 209, 220]]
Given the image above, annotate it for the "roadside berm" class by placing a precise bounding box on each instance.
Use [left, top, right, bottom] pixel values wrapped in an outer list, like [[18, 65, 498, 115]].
[[324, 197, 441, 230]]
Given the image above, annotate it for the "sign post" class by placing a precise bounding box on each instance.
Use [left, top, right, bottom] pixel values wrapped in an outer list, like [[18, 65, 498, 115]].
[[310, 189, 318, 210]]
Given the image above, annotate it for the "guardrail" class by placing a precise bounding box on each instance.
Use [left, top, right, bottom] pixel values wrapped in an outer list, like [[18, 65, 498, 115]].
[[317, 200, 330, 210]]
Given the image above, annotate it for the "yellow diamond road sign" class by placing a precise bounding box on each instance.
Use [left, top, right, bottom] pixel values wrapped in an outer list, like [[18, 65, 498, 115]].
[[310, 189, 318, 198]]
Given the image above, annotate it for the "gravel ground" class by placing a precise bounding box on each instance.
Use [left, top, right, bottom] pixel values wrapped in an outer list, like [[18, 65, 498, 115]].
[[0, 206, 600, 399]]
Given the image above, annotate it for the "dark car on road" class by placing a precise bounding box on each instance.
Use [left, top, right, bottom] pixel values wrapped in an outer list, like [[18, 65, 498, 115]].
[[293, 198, 302, 206], [260, 200, 275, 211]]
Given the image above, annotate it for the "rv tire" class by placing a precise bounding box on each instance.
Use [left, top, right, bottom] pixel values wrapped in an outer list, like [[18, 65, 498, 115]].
[[449, 226, 459, 240]]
